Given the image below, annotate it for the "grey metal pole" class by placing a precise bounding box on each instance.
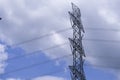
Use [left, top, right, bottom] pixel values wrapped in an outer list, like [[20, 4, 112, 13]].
[[68, 3, 86, 80]]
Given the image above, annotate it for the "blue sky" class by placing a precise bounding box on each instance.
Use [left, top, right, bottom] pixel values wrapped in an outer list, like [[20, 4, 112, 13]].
[[0, 44, 117, 80], [0, 0, 120, 80]]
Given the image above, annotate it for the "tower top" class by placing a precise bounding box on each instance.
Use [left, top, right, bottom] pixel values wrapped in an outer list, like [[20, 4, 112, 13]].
[[69, 3, 85, 33], [71, 3, 81, 17]]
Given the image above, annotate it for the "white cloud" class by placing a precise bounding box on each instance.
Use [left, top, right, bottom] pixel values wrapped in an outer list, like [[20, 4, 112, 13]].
[[6, 78, 21, 80], [0, 0, 120, 79], [32, 76, 65, 80], [44, 31, 71, 59], [2, 76, 65, 80], [0, 0, 72, 64], [0, 44, 8, 74], [51, 31, 65, 45], [98, 8, 120, 25]]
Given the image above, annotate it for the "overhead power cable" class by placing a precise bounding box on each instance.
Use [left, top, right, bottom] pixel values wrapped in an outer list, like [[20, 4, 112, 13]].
[[84, 38, 120, 43], [23, 62, 120, 80], [11, 27, 120, 46], [2, 54, 72, 76], [7, 42, 68, 61], [12, 27, 72, 46], [2, 54, 120, 77], [86, 27, 120, 32], [85, 63, 120, 70], [26, 68, 69, 80], [8, 39, 120, 62]]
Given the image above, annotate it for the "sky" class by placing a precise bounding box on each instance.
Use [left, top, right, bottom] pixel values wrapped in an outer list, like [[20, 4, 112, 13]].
[[0, 0, 120, 80]]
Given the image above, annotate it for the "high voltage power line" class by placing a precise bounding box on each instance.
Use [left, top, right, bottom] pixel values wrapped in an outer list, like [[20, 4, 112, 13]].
[[1, 65, 117, 80], [7, 42, 68, 61], [2, 27, 120, 78], [2, 70, 66, 79], [86, 27, 120, 32], [25, 68, 69, 80], [28, 62, 118, 80], [84, 38, 120, 43], [11, 27, 120, 47], [11, 27, 72, 46], [7, 40, 120, 62], [2, 54, 72, 76], [1, 54, 120, 77]]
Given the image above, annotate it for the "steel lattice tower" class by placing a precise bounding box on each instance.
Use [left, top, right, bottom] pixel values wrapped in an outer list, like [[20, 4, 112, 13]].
[[68, 3, 86, 80]]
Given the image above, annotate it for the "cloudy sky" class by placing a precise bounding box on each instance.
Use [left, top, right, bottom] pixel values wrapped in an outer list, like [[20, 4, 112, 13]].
[[0, 0, 120, 80]]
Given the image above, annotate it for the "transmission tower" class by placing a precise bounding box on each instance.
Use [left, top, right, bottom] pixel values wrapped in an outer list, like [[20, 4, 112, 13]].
[[68, 3, 86, 80]]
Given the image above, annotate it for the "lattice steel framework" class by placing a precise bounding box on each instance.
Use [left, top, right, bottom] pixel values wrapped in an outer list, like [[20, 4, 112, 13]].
[[68, 3, 86, 80]]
